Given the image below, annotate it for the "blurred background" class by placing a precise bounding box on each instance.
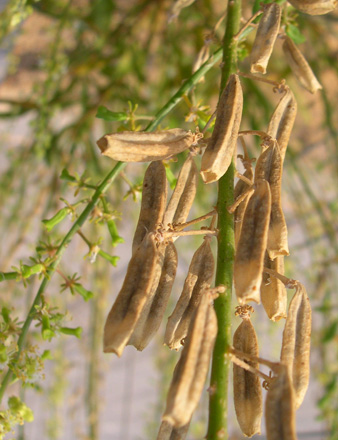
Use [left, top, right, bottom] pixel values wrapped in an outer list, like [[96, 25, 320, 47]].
[[0, 0, 337, 439]]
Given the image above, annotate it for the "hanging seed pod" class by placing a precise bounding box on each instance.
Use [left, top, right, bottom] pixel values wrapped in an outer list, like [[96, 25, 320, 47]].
[[254, 141, 289, 259], [265, 364, 297, 440], [282, 36, 322, 94], [97, 129, 200, 162], [280, 285, 312, 408], [233, 312, 263, 437], [128, 241, 178, 351], [234, 179, 271, 304], [200, 74, 243, 183], [162, 294, 217, 427], [261, 254, 287, 321], [250, 3, 281, 74], [267, 88, 297, 162], [103, 233, 158, 357], [234, 167, 254, 248], [132, 161, 167, 253], [287, 0, 337, 15], [163, 155, 198, 229], [164, 237, 215, 350], [157, 420, 190, 440]]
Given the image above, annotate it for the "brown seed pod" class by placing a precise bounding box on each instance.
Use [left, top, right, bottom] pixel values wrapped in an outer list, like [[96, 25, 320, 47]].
[[282, 36, 322, 94], [234, 179, 271, 304], [254, 141, 289, 259], [128, 241, 178, 351], [162, 294, 217, 427], [287, 0, 337, 15], [157, 420, 190, 440], [267, 87, 297, 162], [261, 254, 287, 321], [265, 364, 297, 440], [233, 316, 263, 437], [132, 161, 167, 253], [164, 237, 215, 350], [103, 233, 158, 357], [250, 3, 281, 74], [234, 167, 254, 248], [280, 285, 312, 408], [97, 129, 199, 162], [200, 74, 243, 183], [163, 155, 198, 229]]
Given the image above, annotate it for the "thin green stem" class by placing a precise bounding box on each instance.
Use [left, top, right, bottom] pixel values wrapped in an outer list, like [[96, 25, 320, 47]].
[[0, 272, 17, 282], [207, 0, 241, 438]]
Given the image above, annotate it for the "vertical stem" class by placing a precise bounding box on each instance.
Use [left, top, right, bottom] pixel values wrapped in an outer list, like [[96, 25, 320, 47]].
[[207, 0, 241, 439]]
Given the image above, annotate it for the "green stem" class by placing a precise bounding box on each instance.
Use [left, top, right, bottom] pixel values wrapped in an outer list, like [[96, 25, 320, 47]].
[[207, 0, 241, 438], [0, 272, 17, 282]]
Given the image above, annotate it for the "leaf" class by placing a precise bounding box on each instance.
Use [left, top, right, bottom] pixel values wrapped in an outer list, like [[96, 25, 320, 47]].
[[60, 326, 83, 339], [73, 283, 94, 301], [96, 106, 128, 122], [286, 24, 306, 44], [60, 169, 76, 182], [42, 207, 70, 232]]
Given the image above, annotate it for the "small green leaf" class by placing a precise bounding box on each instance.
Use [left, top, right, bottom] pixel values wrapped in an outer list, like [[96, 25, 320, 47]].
[[286, 24, 306, 44], [99, 250, 120, 266], [96, 106, 128, 122], [1, 307, 11, 324], [73, 283, 94, 301], [42, 207, 71, 232], [107, 220, 124, 247], [322, 320, 338, 343], [41, 350, 52, 360], [60, 169, 76, 182], [0, 345, 7, 363], [60, 326, 83, 338]]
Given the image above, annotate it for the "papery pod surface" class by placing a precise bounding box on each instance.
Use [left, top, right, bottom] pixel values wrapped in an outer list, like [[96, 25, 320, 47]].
[[261, 254, 287, 321], [287, 0, 337, 15]]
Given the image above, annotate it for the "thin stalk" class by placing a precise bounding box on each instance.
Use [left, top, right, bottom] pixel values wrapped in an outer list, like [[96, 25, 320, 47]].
[[207, 0, 241, 438]]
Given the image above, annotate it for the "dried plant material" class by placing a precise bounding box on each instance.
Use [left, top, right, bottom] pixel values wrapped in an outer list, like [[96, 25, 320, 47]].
[[267, 88, 297, 161], [97, 129, 201, 162], [265, 364, 297, 440], [282, 36, 322, 94], [132, 161, 167, 253], [128, 241, 178, 350], [103, 233, 158, 357], [287, 0, 337, 15], [163, 294, 217, 427], [233, 314, 263, 437], [250, 3, 281, 74], [234, 167, 254, 248], [234, 179, 271, 304], [165, 237, 215, 350], [280, 284, 312, 408], [200, 74, 243, 183], [254, 141, 289, 259], [261, 254, 287, 321], [157, 420, 190, 440], [169, 0, 196, 22], [163, 156, 198, 229]]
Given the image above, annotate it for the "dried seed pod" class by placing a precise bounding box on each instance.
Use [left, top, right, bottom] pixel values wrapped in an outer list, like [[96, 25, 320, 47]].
[[200, 74, 243, 183], [250, 3, 281, 74], [163, 155, 198, 229], [261, 254, 287, 321], [157, 420, 190, 440], [267, 88, 297, 162], [287, 0, 337, 15], [128, 241, 178, 350], [132, 161, 167, 253], [254, 141, 289, 259], [265, 365, 297, 440], [280, 285, 312, 408], [97, 129, 198, 162], [234, 179, 271, 304], [103, 233, 158, 357], [162, 294, 217, 427], [282, 36, 322, 94], [233, 316, 263, 437], [164, 238, 215, 350], [234, 167, 254, 248]]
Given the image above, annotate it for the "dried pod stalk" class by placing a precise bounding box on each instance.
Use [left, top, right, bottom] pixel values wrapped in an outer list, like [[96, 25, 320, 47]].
[[280, 285, 312, 408], [287, 0, 337, 15], [282, 36, 322, 94], [97, 129, 199, 162], [162, 294, 217, 427], [128, 241, 178, 350], [157, 420, 190, 440], [254, 141, 289, 259], [164, 238, 215, 350], [261, 254, 287, 321], [233, 316, 263, 437], [132, 161, 167, 253], [267, 88, 297, 162], [265, 365, 297, 440], [250, 3, 281, 74], [234, 179, 271, 304], [234, 167, 254, 248], [103, 233, 158, 357], [163, 155, 198, 229], [200, 74, 243, 183]]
